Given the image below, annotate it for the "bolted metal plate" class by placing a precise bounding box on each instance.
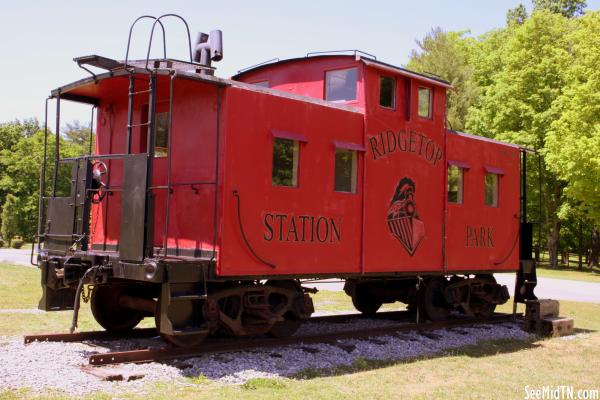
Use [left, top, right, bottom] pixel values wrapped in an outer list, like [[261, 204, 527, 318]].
[[119, 154, 148, 262], [44, 197, 76, 252]]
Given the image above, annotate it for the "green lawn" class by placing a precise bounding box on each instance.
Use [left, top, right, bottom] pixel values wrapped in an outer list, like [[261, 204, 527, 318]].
[[536, 264, 600, 283], [536, 251, 600, 283], [1, 263, 599, 399]]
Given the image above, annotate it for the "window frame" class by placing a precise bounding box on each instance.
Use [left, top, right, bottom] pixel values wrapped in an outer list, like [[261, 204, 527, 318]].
[[378, 75, 396, 110], [447, 165, 464, 204], [417, 86, 433, 119], [324, 67, 358, 102], [153, 111, 170, 158], [484, 173, 500, 207], [271, 133, 304, 188], [334, 148, 358, 194]]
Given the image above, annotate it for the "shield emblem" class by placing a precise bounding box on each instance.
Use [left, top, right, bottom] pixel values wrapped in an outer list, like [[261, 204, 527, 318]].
[[386, 177, 425, 256]]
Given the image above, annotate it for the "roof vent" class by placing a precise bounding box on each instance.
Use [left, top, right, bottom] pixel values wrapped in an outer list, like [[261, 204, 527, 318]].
[[194, 30, 223, 75]]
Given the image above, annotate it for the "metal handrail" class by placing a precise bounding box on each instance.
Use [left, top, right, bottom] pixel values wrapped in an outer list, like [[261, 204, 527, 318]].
[[162, 72, 176, 253], [145, 14, 193, 70], [51, 92, 60, 197], [306, 49, 377, 60], [36, 97, 50, 252], [125, 16, 167, 67], [58, 153, 131, 163]]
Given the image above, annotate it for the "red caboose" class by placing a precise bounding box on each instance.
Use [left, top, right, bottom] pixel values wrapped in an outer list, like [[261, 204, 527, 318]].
[[36, 16, 537, 346]]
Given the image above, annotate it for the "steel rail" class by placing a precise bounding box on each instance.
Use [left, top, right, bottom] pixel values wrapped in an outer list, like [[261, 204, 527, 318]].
[[24, 327, 157, 344], [23, 311, 409, 344], [88, 313, 518, 366]]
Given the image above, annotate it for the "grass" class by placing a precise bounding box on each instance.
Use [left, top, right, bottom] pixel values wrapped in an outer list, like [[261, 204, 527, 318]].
[[0, 242, 32, 250], [0, 263, 154, 335], [535, 264, 600, 283], [1, 263, 600, 399], [535, 251, 600, 283], [311, 289, 406, 313]]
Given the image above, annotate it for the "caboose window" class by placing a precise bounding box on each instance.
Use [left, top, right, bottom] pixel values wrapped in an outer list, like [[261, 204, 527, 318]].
[[485, 173, 499, 207], [272, 138, 299, 187], [447, 166, 463, 204], [325, 68, 357, 102], [154, 112, 169, 157], [334, 149, 358, 193], [418, 87, 432, 118], [379, 76, 395, 108]]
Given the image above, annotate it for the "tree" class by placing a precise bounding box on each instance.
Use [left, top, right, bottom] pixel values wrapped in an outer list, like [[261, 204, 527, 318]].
[[0, 129, 81, 240], [465, 11, 573, 267], [1, 194, 20, 242], [0, 119, 41, 229], [532, 0, 587, 17], [544, 11, 600, 266], [407, 28, 478, 131], [63, 120, 94, 155], [507, 4, 529, 25], [545, 12, 600, 223]]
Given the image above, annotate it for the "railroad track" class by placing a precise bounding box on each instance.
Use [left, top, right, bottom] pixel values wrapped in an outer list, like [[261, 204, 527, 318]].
[[23, 310, 410, 344], [24, 311, 520, 366]]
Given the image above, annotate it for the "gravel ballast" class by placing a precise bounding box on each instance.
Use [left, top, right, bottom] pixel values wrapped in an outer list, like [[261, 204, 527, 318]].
[[0, 318, 534, 397]]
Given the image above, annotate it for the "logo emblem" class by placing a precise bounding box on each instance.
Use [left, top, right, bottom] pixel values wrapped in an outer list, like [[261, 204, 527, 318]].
[[386, 177, 425, 256]]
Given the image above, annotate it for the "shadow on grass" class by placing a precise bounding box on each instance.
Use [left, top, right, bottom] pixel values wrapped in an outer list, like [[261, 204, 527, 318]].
[[292, 337, 544, 380], [573, 327, 595, 334]]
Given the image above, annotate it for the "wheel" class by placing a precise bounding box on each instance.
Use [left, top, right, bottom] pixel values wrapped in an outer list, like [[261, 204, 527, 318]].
[[91, 285, 144, 333], [473, 274, 497, 318], [351, 285, 382, 316], [269, 319, 302, 338], [421, 276, 450, 321], [266, 280, 303, 338], [155, 295, 208, 347], [161, 331, 208, 347]]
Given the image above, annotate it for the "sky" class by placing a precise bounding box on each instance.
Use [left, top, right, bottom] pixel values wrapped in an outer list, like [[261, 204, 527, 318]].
[[0, 0, 598, 127]]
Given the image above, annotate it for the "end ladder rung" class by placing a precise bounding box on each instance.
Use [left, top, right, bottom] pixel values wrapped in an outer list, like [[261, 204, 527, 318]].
[[171, 294, 208, 301], [128, 122, 151, 128], [130, 89, 152, 96]]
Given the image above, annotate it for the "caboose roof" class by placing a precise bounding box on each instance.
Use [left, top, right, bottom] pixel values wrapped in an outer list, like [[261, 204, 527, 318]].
[[49, 61, 361, 114], [232, 54, 453, 89], [448, 130, 535, 152]]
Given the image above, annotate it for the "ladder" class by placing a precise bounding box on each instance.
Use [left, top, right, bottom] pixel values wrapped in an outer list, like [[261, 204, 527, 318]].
[[121, 71, 158, 260]]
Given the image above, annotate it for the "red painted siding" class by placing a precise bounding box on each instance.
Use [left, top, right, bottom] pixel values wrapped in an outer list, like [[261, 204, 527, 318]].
[[77, 54, 520, 278]]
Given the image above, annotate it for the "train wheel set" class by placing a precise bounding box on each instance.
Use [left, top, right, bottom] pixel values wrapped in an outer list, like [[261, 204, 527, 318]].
[[68, 272, 509, 348]]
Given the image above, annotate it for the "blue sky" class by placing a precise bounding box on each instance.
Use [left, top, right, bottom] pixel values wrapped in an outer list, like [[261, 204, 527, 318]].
[[0, 0, 598, 126]]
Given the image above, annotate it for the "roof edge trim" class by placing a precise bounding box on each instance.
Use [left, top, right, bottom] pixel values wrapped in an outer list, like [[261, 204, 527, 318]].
[[361, 59, 453, 89]]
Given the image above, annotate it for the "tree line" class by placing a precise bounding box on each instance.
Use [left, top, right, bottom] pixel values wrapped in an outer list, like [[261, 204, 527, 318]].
[[0, 120, 92, 246], [407, 0, 599, 268]]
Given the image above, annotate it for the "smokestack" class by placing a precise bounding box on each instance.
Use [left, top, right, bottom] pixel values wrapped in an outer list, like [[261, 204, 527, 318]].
[[193, 30, 223, 75], [209, 30, 223, 61]]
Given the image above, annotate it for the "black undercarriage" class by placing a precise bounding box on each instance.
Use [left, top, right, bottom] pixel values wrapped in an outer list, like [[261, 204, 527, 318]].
[[37, 245, 526, 347]]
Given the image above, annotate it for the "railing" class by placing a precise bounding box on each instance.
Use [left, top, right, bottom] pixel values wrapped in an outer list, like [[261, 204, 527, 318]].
[[39, 15, 222, 266]]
